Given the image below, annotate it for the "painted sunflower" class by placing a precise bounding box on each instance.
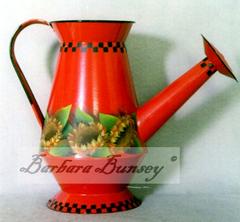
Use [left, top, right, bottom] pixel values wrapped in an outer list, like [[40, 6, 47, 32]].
[[68, 122, 107, 157], [40, 117, 63, 149], [109, 115, 135, 153]]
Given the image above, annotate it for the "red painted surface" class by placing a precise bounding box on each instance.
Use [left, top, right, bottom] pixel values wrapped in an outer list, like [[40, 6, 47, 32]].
[[44, 151, 144, 212], [43, 151, 144, 185], [10, 19, 237, 214], [136, 36, 237, 141], [48, 21, 137, 116], [137, 61, 212, 141], [45, 22, 141, 211]]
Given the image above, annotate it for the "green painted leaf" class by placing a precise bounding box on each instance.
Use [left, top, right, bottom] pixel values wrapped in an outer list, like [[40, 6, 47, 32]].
[[63, 124, 73, 138], [99, 113, 119, 131], [125, 137, 143, 154], [75, 108, 94, 124], [49, 142, 73, 157], [91, 147, 112, 158], [44, 113, 49, 124], [54, 105, 72, 127], [133, 136, 142, 147]]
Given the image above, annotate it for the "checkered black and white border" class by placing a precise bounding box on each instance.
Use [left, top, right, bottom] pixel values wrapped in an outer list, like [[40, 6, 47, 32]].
[[60, 42, 126, 53], [47, 197, 141, 214]]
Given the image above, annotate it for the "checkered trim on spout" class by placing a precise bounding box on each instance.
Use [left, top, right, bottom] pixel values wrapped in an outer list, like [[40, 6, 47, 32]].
[[47, 197, 141, 214], [201, 58, 217, 76], [60, 42, 126, 53]]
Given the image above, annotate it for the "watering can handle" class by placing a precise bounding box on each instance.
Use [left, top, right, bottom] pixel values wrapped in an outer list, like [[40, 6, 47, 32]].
[[10, 19, 50, 128]]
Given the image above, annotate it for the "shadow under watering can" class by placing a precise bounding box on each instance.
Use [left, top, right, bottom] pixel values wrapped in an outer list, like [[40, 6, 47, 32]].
[[10, 19, 237, 214]]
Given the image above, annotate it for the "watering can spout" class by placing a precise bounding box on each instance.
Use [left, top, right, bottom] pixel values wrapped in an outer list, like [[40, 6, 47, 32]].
[[136, 35, 237, 142]]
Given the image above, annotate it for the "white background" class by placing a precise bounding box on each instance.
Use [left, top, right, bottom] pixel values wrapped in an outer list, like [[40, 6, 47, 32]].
[[0, 0, 240, 221]]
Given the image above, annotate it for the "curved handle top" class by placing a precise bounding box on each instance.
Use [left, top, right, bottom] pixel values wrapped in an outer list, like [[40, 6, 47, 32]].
[[10, 19, 50, 128]]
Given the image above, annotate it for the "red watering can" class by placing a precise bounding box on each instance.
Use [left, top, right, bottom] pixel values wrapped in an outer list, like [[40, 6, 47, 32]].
[[10, 19, 237, 214]]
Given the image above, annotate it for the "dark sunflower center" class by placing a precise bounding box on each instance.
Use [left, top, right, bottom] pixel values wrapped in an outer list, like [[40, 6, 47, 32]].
[[78, 126, 99, 145], [115, 126, 132, 146], [44, 124, 58, 140]]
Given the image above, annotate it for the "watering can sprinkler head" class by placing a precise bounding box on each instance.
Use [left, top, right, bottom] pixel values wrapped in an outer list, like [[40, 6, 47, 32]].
[[201, 34, 238, 82], [137, 35, 238, 142]]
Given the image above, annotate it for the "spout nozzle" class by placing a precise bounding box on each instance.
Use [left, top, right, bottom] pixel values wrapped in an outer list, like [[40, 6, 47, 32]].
[[202, 35, 238, 82]]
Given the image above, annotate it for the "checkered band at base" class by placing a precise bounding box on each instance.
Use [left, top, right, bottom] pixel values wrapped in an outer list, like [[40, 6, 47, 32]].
[[47, 197, 141, 214]]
